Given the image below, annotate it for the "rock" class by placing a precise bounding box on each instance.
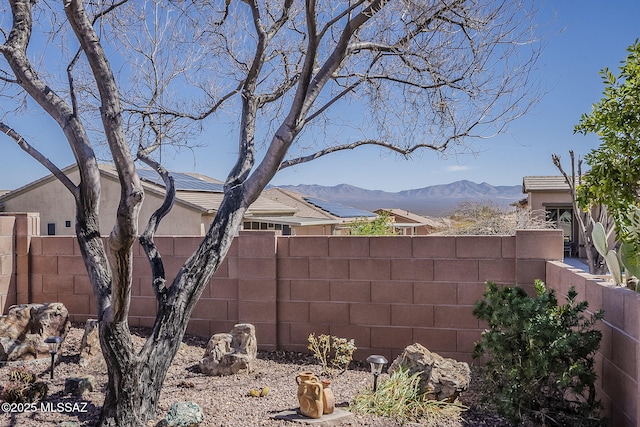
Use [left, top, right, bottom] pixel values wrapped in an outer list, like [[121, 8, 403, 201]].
[[199, 323, 257, 376], [64, 375, 96, 396], [156, 401, 204, 427], [230, 323, 257, 361], [0, 303, 70, 361], [388, 343, 470, 402], [79, 320, 104, 367], [198, 333, 232, 375]]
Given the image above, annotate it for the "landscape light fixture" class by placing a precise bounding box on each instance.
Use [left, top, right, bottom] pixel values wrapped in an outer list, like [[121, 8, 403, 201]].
[[366, 354, 388, 392], [44, 336, 62, 379]]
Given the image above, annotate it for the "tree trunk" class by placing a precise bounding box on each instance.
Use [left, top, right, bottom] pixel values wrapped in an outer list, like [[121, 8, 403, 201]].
[[98, 322, 142, 427], [95, 188, 246, 426]]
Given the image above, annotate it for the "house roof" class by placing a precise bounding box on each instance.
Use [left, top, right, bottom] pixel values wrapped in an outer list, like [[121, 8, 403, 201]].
[[0, 164, 295, 216], [375, 208, 447, 229], [262, 188, 377, 222], [262, 188, 333, 219], [522, 176, 573, 192], [179, 192, 295, 215], [245, 216, 340, 227], [304, 197, 376, 218]]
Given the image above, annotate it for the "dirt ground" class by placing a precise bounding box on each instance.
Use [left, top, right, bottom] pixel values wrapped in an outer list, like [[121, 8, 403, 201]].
[[0, 325, 510, 427]]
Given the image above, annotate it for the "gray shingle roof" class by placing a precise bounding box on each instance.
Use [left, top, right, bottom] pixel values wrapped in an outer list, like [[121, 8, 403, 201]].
[[522, 176, 573, 192]]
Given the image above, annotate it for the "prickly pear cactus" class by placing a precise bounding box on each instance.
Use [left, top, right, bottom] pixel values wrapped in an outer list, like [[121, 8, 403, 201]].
[[592, 222, 624, 284]]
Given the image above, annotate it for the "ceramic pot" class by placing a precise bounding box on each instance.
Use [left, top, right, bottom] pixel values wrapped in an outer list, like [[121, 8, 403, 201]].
[[296, 371, 323, 419], [321, 379, 335, 415]]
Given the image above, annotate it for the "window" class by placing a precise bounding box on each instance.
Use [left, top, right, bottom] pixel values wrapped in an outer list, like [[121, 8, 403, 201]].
[[65, 220, 71, 228], [546, 207, 573, 242], [47, 223, 56, 236]]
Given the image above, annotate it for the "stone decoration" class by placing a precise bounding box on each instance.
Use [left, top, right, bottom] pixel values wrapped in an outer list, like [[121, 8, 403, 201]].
[[79, 319, 104, 367], [0, 303, 70, 361], [388, 343, 470, 402], [64, 375, 96, 396], [198, 333, 232, 375], [198, 323, 257, 376], [156, 401, 204, 427]]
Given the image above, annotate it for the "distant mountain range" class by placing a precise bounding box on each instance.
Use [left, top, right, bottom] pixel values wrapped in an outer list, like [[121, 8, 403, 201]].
[[276, 180, 524, 216]]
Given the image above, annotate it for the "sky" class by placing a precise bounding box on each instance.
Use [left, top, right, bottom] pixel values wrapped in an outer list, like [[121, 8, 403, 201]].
[[1, 1, 639, 193]]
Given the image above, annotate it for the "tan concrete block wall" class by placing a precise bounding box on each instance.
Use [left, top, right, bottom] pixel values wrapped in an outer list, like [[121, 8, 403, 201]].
[[275, 232, 557, 363], [546, 261, 640, 427], [24, 228, 562, 365], [0, 215, 16, 314]]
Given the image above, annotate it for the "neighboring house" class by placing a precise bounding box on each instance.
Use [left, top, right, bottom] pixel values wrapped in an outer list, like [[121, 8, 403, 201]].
[[522, 176, 578, 255], [0, 164, 296, 236], [373, 208, 444, 235], [258, 188, 377, 235]]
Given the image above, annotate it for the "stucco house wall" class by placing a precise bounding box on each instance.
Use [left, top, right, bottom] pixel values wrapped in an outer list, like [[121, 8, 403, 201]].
[[527, 190, 573, 214], [0, 168, 207, 236]]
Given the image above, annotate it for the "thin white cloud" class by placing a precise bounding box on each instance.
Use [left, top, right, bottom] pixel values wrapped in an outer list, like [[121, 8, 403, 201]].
[[445, 165, 471, 172]]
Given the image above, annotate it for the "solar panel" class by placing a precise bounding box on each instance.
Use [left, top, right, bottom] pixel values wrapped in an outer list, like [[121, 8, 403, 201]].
[[304, 197, 377, 218], [137, 169, 224, 192]]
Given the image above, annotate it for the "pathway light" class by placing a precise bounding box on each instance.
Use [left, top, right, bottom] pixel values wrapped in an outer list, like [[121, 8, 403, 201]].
[[366, 354, 388, 392]]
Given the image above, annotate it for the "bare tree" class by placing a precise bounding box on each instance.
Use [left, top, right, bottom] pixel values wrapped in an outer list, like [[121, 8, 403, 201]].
[[1, 0, 542, 425], [551, 151, 613, 274]]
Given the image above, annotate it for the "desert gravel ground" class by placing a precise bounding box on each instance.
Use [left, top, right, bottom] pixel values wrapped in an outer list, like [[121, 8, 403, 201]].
[[0, 325, 510, 427]]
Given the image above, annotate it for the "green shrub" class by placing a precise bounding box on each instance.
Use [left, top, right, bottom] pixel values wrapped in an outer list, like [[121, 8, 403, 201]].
[[307, 334, 356, 377], [348, 211, 397, 235], [350, 367, 465, 426], [472, 280, 605, 426]]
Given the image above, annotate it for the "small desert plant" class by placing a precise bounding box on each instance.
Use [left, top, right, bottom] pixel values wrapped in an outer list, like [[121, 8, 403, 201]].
[[473, 280, 605, 426], [307, 334, 356, 377], [247, 386, 269, 397], [1, 366, 48, 403], [350, 367, 465, 426]]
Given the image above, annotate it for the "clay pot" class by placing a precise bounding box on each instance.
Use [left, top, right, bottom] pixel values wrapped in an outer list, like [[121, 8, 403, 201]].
[[321, 379, 335, 415], [296, 371, 323, 419]]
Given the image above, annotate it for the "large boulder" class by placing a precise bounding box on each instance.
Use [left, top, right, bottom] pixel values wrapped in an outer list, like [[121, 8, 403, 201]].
[[0, 303, 70, 361], [198, 333, 232, 375], [388, 343, 470, 402], [199, 323, 257, 376]]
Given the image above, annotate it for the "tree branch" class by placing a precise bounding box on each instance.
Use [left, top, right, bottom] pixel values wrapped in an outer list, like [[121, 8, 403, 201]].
[[279, 139, 442, 170], [224, 0, 269, 190], [0, 122, 79, 199], [317, 0, 368, 41], [243, 0, 390, 201], [65, 0, 143, 323], [136, 155, 174, 301]]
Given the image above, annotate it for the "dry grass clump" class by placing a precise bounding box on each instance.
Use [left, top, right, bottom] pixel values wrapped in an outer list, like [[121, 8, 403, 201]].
[[350, 368, 466, 427]]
